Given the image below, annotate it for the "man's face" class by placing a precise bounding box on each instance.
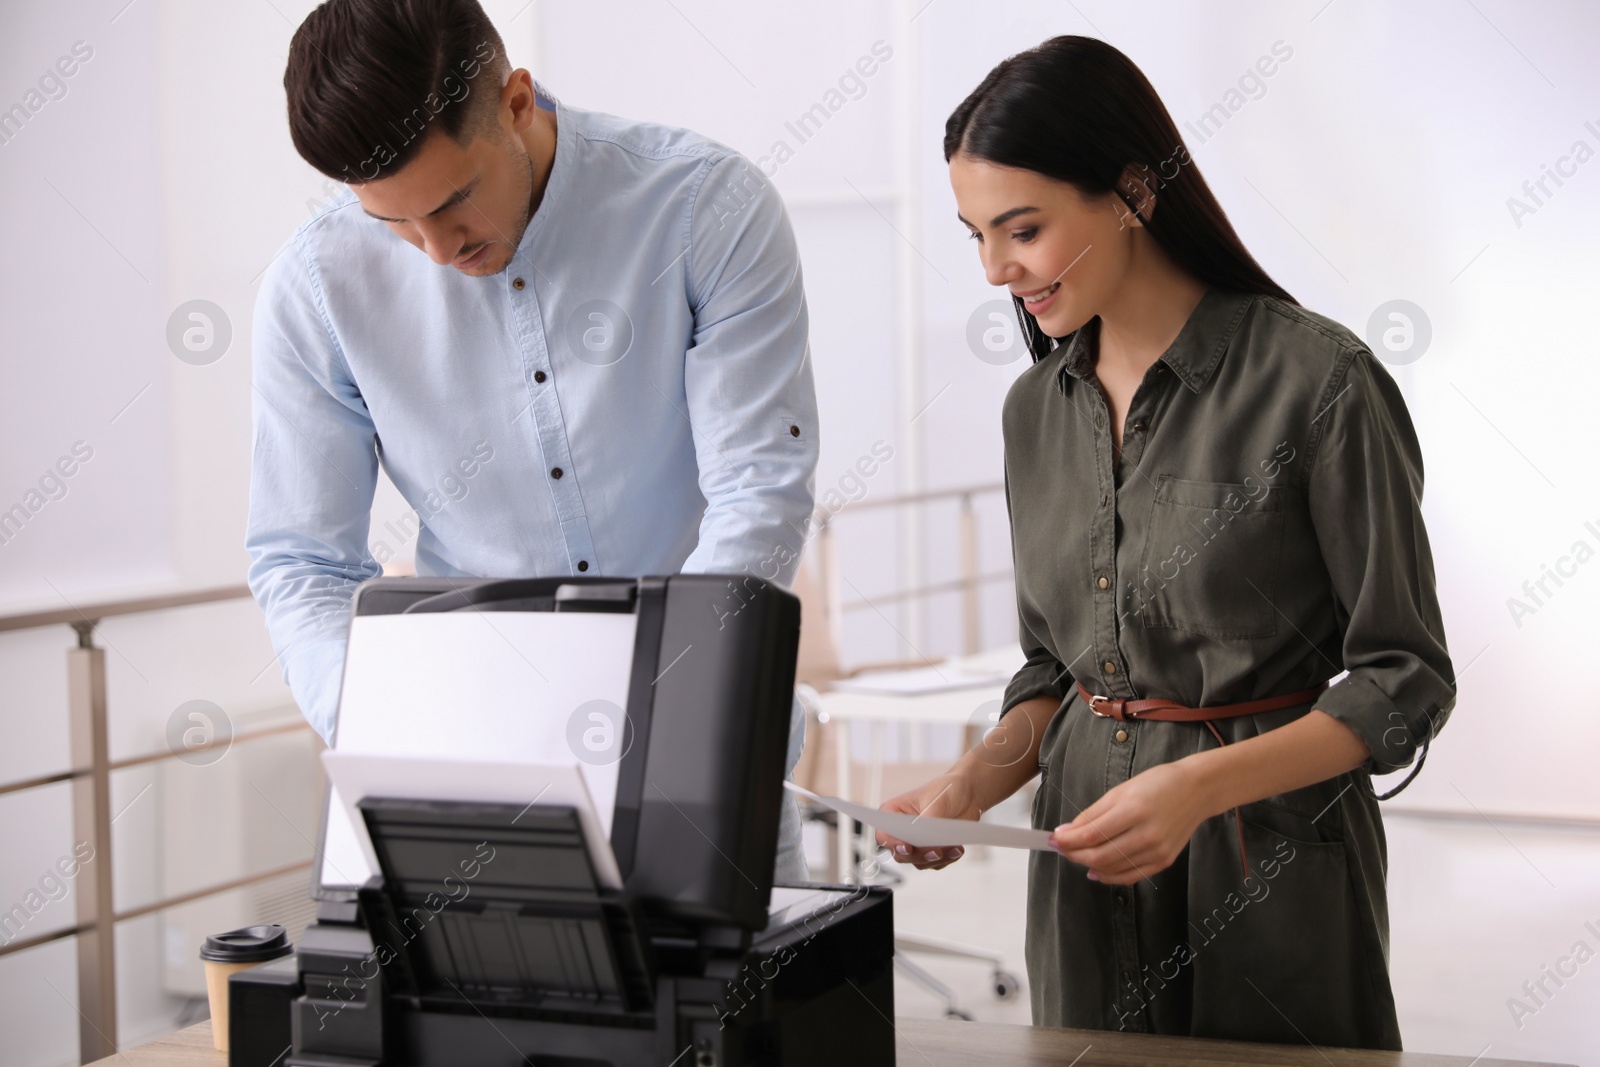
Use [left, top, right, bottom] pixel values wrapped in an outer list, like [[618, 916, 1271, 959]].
[[351, 120, 535, 277]]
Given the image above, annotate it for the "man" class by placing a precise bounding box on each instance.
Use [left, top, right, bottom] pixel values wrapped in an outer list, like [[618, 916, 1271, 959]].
[[246, 0, 818, 883]]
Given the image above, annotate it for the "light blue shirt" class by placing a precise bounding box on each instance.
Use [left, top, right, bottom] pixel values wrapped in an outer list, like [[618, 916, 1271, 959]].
[[246, 94, 819, 744]]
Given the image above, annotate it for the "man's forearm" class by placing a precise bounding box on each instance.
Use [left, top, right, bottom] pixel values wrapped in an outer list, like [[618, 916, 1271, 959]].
[[247, 560, 366, 744]]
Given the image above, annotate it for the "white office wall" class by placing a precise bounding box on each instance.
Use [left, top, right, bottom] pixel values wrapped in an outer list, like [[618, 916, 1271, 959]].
[[0, 2, 174, 604], [1, 2, 1598, 1062]]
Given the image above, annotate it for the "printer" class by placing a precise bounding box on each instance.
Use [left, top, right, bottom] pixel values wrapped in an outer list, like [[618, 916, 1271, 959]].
[[229, 575, 896, 1066]]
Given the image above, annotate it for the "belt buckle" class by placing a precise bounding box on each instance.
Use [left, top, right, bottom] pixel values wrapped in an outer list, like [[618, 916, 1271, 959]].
[[1087, 693, 1134, 721]]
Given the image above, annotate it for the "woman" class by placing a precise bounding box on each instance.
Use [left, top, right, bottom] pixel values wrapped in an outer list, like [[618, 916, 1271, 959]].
[[879, 36, 1455, 1050]]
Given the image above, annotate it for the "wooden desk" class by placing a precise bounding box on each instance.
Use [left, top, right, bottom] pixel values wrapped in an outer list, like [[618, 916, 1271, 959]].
[[92, 1018, 1573, 1067]]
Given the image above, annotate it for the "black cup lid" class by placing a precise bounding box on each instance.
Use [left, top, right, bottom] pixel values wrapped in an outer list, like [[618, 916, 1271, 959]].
[[199, 924, 292, 963]]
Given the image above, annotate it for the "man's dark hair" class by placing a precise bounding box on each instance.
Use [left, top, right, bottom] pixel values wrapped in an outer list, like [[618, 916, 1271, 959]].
[[285, 0, 509, 183]]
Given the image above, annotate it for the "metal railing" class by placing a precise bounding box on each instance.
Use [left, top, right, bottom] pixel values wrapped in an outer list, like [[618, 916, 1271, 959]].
[[0, 585, 312, 1065], [813, 481, 1010, 659], [0, 491, 1008, 1066]]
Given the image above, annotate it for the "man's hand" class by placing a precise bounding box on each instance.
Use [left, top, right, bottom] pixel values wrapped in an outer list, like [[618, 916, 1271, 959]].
[[876, 772, 982, 870], [1049, 761, 1208, 885]]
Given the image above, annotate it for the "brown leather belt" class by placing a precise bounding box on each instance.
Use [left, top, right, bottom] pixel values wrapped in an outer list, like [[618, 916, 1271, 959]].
[[1074, 682, 1327, 723], [1071, 680, 1328, 882]]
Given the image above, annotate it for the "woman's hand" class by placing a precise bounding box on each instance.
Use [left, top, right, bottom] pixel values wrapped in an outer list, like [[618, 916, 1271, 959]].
[[1048, 760, 1210, 884], [876, 772, 982, 870], [868, 693, 1060, 872]]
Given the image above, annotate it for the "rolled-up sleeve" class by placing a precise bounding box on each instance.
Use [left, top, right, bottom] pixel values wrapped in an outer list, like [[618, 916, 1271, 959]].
[[245, 238, 381, 744], [1003, 618, 1071, 717], [678, 154, 818, 590], [1306, 348, 1456, 775]]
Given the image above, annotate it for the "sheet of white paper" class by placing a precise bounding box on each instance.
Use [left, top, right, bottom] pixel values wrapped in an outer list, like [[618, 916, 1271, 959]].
[[322, 751, 623, 889], [785, 782, 1054, 851], [319, 610, 637, 891]]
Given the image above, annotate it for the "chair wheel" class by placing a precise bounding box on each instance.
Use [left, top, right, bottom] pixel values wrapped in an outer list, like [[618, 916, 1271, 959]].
[[992, 970, 1021, 1000], [944, 1009, 974, 1021]]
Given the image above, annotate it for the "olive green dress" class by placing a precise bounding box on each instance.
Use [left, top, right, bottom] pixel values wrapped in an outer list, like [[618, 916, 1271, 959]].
[[998, 289, 1456, 1050]]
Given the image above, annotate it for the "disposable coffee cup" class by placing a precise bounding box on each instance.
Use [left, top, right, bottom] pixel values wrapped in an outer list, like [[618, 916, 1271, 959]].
[[199, 924, 292, 1051]]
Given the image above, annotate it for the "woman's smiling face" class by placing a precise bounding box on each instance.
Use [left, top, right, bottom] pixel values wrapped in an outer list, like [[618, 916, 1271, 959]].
[[949, 152, 1144, 338]]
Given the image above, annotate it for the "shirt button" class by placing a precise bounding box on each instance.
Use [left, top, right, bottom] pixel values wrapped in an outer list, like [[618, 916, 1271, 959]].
[[512, 277, 526, 290], [1115, 889, 1129, 906], [534, 370, 547, 383], [1132, 419, 1147, 432], [577, 560, 588, 572], [1096, 576, 1109, 590], [1102, 661, 1117, 675], [789, 424, 800, 437], [551, 467, 564, 479], [1114, 729, 1129, 743]]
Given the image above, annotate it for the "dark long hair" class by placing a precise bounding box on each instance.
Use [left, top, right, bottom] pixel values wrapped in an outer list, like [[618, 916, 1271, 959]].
[[945, 36, 1296, 362]]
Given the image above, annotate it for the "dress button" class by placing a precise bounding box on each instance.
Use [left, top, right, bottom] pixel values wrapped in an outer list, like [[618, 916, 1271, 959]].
[[577, 560, 588, 572], [1114, 729, 1128, 743], [534, 370, 546, 383], [551, 467, 564, 479], [1102, 661, 1117, 675], [1096, 576, 1109, 590], [512, 277, 526, 290]]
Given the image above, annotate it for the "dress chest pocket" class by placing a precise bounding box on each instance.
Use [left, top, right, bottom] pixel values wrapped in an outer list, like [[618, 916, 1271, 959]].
[[1135, 476, 1284, 639]]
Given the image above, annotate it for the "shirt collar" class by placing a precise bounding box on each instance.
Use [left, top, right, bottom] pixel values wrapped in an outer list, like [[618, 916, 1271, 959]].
[[513, 84, 575, 261], [1055, 288, 1256, 395]]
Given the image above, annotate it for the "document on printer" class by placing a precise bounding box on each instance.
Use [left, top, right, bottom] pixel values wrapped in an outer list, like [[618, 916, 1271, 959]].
[[784, 782, 1054, 851], [320, 610, 638, 892], [321, 752, 624, 889], [333, 611, 639, 825]]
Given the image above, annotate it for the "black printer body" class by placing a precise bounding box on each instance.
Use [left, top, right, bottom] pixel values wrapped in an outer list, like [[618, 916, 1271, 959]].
[[230, 575, 895, 1067]]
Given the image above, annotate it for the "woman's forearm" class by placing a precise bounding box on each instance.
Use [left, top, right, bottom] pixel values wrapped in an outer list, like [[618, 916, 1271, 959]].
[[1183, 708, 1370, 819], [933, 698, 1367, 829], [949, 694, 1060, 811]]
